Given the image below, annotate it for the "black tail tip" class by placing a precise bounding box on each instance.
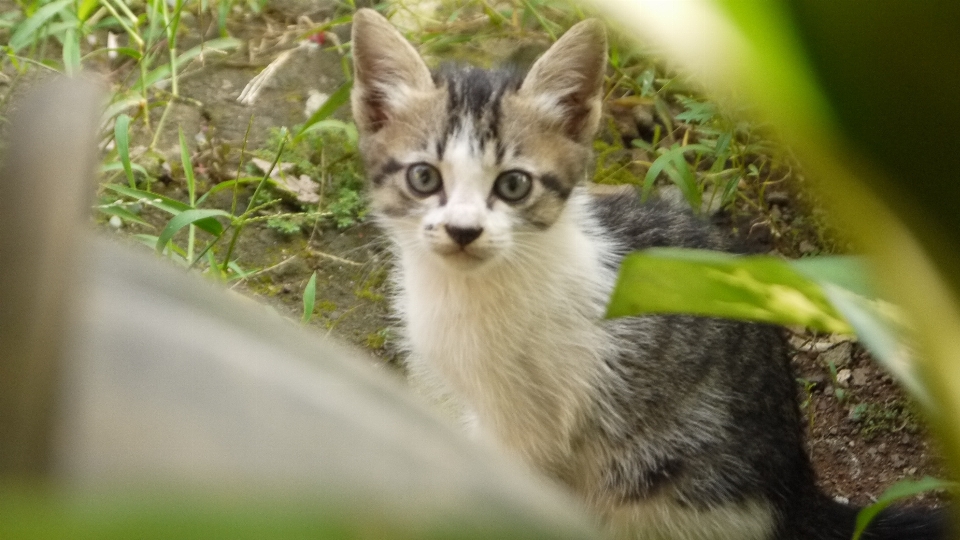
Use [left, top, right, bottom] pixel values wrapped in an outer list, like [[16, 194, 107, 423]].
[[862, 506, 950, 540]]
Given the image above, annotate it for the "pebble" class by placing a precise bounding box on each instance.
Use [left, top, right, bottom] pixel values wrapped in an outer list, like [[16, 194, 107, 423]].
[[109, 215, 123, 229], [821, 341, 853, 369], [834, 496, 850, 505], [836, 368, 852, 387], [851, 367, 870, 386]]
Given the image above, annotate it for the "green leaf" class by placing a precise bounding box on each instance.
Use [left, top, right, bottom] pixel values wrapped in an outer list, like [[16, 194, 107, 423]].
[[852, 477, 956, 540], [641, 148, 675, 201], [104, 184, 226, 237], [606, 248, 853, 334], [77, 0, 99, 21], [299, 119, 358, 146], [96, 204, 152, 227], [103, 184, 190, 214], [9, 0, 73, 51], [178, 127, 196, 205], [62, 26, 81, 74], [155, 209, 232, 253], [142, 37, 241, 87], [101, 161, 150, 180], [302, 271, 317, 324], [102, 92, 144, 125], [792, 256, 875, 298], [642, 145, 710, 205], [674, 96, 718, 124], [666, 150, 701, 211], [820, 284, 929, 408], [196, 176, 261, 206], [114, 114, 136, 188], [294, 81, 353, 143]]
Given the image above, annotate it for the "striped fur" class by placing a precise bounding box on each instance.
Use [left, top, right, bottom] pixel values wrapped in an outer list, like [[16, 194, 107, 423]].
[[350, 9, 946, 540]]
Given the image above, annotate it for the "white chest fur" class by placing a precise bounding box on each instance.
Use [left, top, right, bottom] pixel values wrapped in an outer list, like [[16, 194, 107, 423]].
[[392, 194, 618, 473]]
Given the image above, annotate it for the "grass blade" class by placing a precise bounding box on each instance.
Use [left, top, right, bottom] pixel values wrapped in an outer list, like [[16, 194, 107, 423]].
[[178, 126, 197, 205], [178, 125, 198, 261], [62, 27, 81, 75], [77, 0, 99, 21], [141, 37, 241, 87], [9, 0, 73, 51], [302, 271, 317, 324], [114, 114, 136, 187], [96, 204, 152, 227], [294, 81, 352, 143], [101, 161, 150, 179], [154, 209, 232, 253]]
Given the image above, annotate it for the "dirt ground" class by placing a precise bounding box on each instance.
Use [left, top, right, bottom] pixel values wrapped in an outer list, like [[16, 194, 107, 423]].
[[9, 3, 941, 511]]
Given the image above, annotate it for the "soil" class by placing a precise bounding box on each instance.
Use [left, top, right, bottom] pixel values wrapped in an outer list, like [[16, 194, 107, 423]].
[[4, 2, 943, 513]]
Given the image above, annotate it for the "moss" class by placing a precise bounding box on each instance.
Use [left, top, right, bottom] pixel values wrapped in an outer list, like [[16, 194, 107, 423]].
[[354, 267, 388, 302], [851, 401, 922, 441]]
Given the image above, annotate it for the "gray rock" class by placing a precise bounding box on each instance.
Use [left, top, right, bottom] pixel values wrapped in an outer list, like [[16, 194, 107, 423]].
[[821, 341, 854, 369]]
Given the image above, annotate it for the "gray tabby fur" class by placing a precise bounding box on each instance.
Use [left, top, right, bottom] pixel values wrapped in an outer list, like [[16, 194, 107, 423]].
[[349, 9, 944, 540]]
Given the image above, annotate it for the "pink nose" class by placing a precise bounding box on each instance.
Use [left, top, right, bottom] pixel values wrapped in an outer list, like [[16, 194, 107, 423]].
[[444, 225, 483, 247]]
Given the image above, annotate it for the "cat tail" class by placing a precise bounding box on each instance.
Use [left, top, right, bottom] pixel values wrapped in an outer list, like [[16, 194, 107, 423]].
[[795, 493, 949, 540], [856, 505, 949, 540]]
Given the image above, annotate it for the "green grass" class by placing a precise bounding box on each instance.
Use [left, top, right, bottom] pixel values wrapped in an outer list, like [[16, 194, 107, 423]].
[[1, 0, 821, 281]]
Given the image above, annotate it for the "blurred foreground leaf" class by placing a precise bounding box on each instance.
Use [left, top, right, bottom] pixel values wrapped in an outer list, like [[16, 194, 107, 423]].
[[606, 249, 852, 334], [607, 249, 928, 405]]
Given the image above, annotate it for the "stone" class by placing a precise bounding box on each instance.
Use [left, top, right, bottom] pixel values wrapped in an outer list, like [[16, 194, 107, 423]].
[[821, 341, 854, 369], [851, 367, 870, 386]]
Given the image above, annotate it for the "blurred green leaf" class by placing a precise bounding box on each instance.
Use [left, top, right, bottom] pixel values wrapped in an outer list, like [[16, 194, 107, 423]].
[[606, 248, 852, 334], [77, 0, 99, 21], [178, 127, 196, 205], [9, 0, 73, 51], [302, 271, 317, 324], [114, 114, 135, 188], [62, 26, 80, 74], [142, 37, 241, 87]]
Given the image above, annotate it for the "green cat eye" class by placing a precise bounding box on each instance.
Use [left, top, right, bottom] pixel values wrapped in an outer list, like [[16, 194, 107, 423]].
[[493, 170, 533, 202], [406, 163, 443, 195]]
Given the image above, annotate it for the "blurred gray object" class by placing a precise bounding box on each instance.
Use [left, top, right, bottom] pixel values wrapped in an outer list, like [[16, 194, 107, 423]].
[[0, 77, 599, 538]]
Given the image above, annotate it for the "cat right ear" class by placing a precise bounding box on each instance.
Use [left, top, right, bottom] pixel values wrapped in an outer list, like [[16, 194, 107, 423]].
[[519, 19, 607, 144], [351, 9, 434, 134]]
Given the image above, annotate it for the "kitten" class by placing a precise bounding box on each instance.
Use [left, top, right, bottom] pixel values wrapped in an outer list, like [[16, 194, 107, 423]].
[[350, 8, 945, 540]]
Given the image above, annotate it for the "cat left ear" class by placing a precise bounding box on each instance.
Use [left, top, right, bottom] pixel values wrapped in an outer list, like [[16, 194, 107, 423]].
[[351, 9, 434, 134], [519, 19, 607, 144]]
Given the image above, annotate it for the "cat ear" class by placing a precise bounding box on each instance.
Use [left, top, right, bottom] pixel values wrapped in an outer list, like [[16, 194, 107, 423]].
[[351, 9, 435, 134], [520, 19, 607, 143]]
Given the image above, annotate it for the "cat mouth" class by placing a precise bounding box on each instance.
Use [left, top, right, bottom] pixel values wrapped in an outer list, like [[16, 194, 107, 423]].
[[432, 245, 493, 266]]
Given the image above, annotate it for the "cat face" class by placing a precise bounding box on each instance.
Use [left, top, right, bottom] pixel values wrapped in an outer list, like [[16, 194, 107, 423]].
[[351, 9, 606, 270]]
